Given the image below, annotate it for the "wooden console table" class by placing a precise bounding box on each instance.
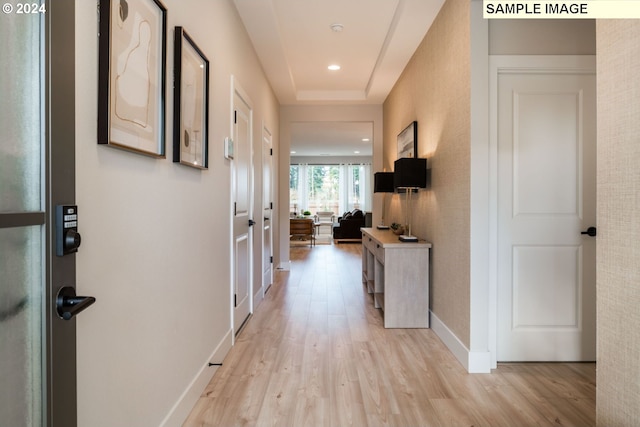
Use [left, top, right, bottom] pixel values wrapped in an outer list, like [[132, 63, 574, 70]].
[[361, 228, 431, 328]]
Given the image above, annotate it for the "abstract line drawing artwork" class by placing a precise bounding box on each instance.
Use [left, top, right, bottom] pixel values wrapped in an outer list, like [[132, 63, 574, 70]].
[[115, 14, 151, 128], [98, 0, 167, 157], [173, 27, 209, 169]]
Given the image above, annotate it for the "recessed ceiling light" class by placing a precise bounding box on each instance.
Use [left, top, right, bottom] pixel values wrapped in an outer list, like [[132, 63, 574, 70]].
[[362, 138, 370, 142], [328, 64, 341, 71], [290, 151, 296, 154], [354, 151, 360, 154]]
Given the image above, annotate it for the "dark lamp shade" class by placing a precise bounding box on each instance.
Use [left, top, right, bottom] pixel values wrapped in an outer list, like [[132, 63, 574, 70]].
[[374, 172, 395, 193], [394, 158, 427, 189]]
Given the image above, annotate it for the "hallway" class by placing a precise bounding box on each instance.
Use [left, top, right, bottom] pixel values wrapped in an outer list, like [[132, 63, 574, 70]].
[[183, 244, 595, 426]]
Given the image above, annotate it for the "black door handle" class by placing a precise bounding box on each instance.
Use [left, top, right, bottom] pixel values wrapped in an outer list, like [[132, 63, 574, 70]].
[[56, 286, 96, 320], [248, 219, 256, 227], [581, 226, 597, 237]]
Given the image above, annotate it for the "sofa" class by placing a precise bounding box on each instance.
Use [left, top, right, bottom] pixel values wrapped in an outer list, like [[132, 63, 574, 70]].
[[332, 209, 370, 242]]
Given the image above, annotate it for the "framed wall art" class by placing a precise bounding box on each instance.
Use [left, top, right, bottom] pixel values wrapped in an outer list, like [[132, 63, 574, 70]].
[[98, 0, 167, 157], [397, 120, 418, 159], [173, 27, 209, 169]]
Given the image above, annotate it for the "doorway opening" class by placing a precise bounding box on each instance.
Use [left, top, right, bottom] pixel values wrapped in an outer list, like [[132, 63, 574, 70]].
[[288, 121, 373, 246]]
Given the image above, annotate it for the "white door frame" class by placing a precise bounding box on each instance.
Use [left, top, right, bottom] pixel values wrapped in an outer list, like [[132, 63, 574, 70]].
[[488, 55, 597, 366], [262, 124, 274, 295]]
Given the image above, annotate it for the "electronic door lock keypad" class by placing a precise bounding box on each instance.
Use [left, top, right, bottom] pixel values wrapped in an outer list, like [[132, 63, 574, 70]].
[[56, 205, 81, 256]]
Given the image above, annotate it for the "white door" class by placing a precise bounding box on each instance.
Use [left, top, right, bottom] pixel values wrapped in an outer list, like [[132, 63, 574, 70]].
[[232, 81, 253, 333], [496, 57, 596, 361], [262, 127, 274, 293]]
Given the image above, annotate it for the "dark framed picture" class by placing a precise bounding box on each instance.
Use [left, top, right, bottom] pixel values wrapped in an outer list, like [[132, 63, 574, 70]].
[[98, 0, 167, 157], [397, 121, 418, 159], [173, 27, 209, 169]]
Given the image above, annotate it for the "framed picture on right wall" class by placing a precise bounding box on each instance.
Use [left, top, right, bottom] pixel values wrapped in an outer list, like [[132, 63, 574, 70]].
[[397, 120, 418, 159]]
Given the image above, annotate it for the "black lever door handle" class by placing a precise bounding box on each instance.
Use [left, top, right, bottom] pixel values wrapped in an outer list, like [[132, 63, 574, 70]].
[[56, 286, 96, 320], [581, 226, 597, 237], [248, 219, 256, 227]]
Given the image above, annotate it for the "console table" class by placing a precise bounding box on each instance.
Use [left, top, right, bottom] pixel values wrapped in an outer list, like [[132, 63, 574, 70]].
[[361, 228, 431, 328]]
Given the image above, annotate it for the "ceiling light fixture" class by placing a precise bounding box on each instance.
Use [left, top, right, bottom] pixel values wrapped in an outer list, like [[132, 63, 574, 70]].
[[362, 138, 370, 142], [328, 64, 341, 71], [330, 23, 344, 32]]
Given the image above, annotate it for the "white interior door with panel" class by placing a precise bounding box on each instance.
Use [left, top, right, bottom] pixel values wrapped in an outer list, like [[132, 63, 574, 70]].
[[232, 79, 254, 334], [494, 56, 596, 362]]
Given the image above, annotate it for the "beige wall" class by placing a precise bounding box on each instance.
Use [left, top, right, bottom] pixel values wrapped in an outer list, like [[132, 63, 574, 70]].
[[74, 1, 279, 426], [383, 0, 471, 347], [489, 19, 595, 54], [596, 20, 640, 426]]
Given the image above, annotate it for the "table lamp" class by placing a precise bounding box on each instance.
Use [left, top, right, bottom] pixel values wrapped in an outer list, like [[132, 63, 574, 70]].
[[374, 172, 395, 229], [394, 158, 427, 242]]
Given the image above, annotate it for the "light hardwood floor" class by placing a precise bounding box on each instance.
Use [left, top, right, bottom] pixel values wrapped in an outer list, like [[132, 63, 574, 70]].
[[183, 244, 595, 427]]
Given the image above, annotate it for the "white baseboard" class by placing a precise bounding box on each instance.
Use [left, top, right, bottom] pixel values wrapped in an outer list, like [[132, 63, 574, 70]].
[[430, 311, 491, 374], [159, 329, 233, 427], [277, 261, 290, 271], [468, 350, 492, 373], [254, 285, 264, 309]]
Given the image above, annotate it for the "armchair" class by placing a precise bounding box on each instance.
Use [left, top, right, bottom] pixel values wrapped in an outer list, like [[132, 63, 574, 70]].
[[314, 211, 335, 235]]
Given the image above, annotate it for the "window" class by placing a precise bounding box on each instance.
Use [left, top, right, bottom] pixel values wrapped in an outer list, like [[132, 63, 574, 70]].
[[347, 164, 366, 212], [290, 163, 371, 216], [289, 165, 299, 214]]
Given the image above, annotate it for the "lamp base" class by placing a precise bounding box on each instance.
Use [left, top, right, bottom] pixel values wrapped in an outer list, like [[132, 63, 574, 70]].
[[398, 234, 419, 242], [376, 225, 390, 230]]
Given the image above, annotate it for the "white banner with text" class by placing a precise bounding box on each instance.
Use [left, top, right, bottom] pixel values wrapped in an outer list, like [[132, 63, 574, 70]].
[[483, 0, 640, 18]]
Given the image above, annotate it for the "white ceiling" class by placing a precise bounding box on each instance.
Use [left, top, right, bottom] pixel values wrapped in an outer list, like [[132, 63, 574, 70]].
[[290, 121, 373, 157], [232, 0, 445, 155]]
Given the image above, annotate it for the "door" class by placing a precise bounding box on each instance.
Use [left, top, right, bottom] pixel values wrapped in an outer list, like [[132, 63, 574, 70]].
[[262, 127, 274, 293], [0, 1, 92, 425], [232, 80, 253, 333], [496, 57, 596, 361]]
